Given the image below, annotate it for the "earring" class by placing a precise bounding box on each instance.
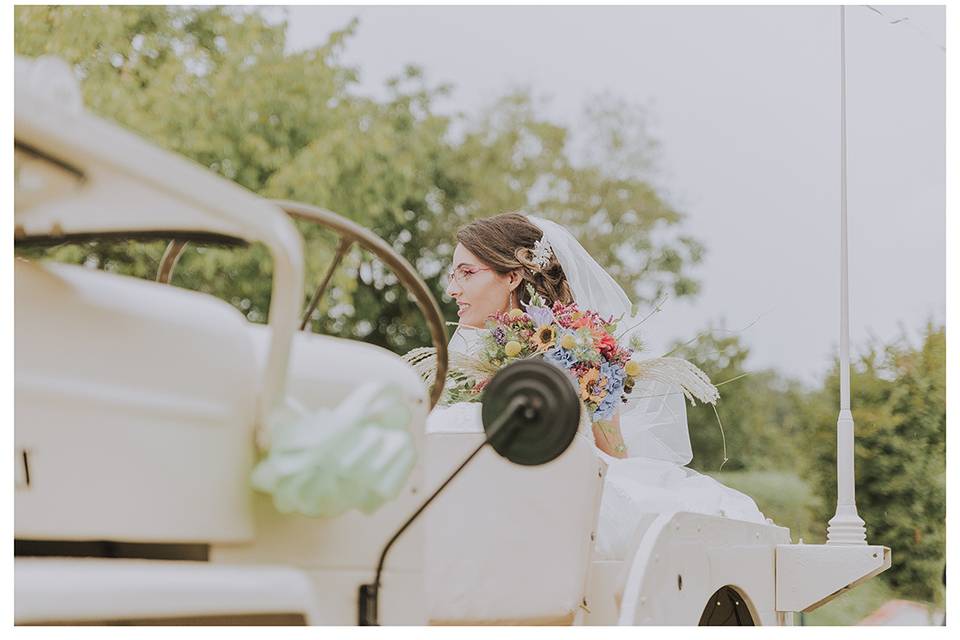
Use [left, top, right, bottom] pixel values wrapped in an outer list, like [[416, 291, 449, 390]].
[[503, 289, 515, 313]]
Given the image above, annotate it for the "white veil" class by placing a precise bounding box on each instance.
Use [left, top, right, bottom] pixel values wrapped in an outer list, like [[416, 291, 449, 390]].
[[526, 215, 695, 465]]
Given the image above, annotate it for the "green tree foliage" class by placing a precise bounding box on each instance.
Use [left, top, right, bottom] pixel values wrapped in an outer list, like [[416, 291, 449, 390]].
[[715, 470, 825, 545], [677, 322, 945, 608], [15, 5, 702, 352], [798, 323, 946, 602], [668, 324, 807, 474]]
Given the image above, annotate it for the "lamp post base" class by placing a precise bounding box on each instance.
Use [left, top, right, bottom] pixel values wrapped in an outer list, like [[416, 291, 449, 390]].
[[826, 505, 867, 545]]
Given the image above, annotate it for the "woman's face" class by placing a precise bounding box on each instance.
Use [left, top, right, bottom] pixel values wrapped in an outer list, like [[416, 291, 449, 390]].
[[445, 243, 520, 328]]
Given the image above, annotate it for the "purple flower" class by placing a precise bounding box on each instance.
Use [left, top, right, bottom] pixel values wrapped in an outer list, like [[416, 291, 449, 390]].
[[492, 326, 507, 345], [524, 302, 555, 328]]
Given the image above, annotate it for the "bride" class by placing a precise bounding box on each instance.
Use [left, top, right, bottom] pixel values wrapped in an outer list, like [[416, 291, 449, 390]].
[[427, 212, 767, 559]]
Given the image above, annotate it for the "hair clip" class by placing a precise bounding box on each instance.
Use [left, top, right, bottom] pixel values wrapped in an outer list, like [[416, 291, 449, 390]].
[[531, 237, 553, 271]]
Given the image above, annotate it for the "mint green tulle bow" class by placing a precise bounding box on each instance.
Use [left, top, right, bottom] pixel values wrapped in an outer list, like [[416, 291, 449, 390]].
[[251, 383, 416, 517]]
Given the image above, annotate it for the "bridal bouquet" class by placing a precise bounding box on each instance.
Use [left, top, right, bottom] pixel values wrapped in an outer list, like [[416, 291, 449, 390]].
[[404, 285, 720, 421], [407, 286, 640, 420]]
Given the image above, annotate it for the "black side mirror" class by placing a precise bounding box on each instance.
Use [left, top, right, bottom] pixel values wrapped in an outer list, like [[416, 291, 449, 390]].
[[481, 358, 582, 466]]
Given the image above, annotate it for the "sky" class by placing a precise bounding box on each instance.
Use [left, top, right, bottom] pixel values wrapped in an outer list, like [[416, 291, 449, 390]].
[[274, 5, 945, 385]]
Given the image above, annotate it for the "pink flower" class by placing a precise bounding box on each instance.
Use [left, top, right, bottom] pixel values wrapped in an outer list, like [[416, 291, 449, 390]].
[[596, 332, 617, 356]]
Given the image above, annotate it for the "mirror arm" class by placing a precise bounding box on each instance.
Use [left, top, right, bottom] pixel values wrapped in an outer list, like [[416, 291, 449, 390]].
[[358, 396, 527, 626]]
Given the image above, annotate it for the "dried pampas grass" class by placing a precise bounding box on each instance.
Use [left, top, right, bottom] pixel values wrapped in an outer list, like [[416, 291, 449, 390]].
[[401, 347, 499, 390], [629, 357, 720, 406]]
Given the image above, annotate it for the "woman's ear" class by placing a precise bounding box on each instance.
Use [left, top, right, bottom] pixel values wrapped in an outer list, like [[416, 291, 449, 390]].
[[507, 269, 524, 293]]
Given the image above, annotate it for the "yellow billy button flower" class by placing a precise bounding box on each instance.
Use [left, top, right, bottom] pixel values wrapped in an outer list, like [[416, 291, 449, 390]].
[[625, 359, 642, 378], [504, 340, 523, 357], [560, 333, 577, 350], [508, 308, 525, 320]]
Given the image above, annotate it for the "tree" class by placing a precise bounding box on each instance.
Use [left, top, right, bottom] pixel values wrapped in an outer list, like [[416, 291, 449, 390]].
[[15, 5, 704, 354], [668, 324, 807, 474], [798, 323, 946, 602]]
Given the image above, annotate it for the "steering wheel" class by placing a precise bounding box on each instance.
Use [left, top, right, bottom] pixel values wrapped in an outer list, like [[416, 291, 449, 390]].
[[156, 199, 449, 408]]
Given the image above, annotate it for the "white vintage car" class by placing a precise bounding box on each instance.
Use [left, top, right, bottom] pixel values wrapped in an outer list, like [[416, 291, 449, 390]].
[[13, 56, 890, 626]]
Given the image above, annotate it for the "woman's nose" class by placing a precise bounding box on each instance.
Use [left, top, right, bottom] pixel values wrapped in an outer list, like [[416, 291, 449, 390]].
[[445, 277, 461, 298]]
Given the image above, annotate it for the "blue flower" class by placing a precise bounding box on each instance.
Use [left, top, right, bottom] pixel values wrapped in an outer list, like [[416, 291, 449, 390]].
[[544, 346, 576, 370], [601, 360, 626, 389], [592, 402, 616, 422], [593, 361, 626, 421]]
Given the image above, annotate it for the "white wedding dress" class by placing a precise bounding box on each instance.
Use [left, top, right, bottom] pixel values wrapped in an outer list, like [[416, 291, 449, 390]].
[[427, 326, 767, 561]]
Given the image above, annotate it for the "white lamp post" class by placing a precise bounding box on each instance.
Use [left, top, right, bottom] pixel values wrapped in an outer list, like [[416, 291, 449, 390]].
[[826, 4, 868, 547], [774, 8, 889, 614]]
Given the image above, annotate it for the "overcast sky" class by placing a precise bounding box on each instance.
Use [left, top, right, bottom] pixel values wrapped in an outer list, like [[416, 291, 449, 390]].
[[274, 5, 945, 385]]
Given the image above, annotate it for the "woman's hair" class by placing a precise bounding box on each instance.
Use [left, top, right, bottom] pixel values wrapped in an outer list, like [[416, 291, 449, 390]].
[[456, 212, 574, 308]]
